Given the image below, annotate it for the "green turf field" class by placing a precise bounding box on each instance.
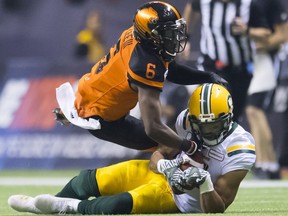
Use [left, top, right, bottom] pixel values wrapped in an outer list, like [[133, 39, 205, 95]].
[[1, 170, 288, 216]]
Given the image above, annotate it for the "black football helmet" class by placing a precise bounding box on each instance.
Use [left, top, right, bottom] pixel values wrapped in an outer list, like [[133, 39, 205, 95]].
[[133, 1, 187, 61]]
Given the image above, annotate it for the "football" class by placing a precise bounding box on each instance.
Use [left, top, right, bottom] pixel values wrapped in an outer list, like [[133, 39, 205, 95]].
[[180, 162, 192, 171], [181, 150, 205, 169]]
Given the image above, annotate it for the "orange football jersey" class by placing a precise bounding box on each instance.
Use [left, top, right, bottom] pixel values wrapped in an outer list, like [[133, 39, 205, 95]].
[[75, 26, 169, 121]]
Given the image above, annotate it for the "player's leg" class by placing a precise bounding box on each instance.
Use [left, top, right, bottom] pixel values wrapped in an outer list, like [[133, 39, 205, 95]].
[[128, 175, 178, 213], [80, 159, 177, 214], [34, 160, 177, 214], [88, 115, 158, 150], [78, 192, 133, 214], [56, 169, 100, 199], [246, 92, 280, 179], [79, 180, 178, 214], [34, 192, 133, 214], [57, 160, 151, 199], [8, 195, 42, 214]]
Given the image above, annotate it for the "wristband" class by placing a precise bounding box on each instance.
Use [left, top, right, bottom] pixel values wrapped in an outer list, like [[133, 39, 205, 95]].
[[181, 139, 198, 156], [156, 159, 167, 174], [199, 173, 214, 194]]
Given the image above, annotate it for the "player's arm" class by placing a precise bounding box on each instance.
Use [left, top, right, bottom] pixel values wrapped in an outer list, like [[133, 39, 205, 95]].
[[149, 144, 180, 173], [200, 170, 248, 213], [136, 85, 191, 151], [166, 61, 229, 88], [265, 22, 288, 51]]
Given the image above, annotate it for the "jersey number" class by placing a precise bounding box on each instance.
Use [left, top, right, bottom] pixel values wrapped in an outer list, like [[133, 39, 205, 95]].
[[146, 63, 156, 79], [96, 40, 121, 74]]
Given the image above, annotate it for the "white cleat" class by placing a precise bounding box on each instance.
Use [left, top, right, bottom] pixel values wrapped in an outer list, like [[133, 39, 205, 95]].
[[34, 194, 80, 214], [8, 195, 42, 214]]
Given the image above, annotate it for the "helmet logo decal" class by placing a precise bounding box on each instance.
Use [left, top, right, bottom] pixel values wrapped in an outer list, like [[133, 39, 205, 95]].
[[163, 8, 173, 17], [136, 7, 159, 35]]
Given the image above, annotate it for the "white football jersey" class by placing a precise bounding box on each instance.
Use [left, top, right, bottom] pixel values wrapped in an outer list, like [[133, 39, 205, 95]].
[[173, 109, 256, 213]]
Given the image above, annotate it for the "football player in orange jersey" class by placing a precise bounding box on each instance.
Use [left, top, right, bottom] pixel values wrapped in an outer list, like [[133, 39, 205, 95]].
[[54, 1, 228, 155]]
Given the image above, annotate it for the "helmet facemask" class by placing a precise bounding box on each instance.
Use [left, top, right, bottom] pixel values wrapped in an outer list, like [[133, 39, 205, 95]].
[[188, 112, 233, 146], [151, 18, 187, 61]]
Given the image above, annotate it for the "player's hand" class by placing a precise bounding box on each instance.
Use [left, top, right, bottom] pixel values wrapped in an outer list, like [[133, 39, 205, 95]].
[[166, 166, 207, 194], [52, 108, 70, 126], [182, 167, 210, 190], [165, 167, 186, 194], [157, 157, 183, 175], [182, 149, 204, 169], [209, 72, 230, 92]]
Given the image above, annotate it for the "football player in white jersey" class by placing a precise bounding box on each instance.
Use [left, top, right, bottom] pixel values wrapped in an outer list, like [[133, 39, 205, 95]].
[[151, 83, 256, 213], [7, 83, 255, 214]]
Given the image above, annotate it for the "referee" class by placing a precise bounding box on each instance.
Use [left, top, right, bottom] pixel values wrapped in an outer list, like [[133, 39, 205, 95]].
[[247, 0, 288, 179], [183, 0, 254, 122]]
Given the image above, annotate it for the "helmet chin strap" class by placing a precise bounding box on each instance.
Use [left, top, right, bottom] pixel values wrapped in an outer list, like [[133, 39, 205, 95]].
[[203, 135, 223, 146], [203, 122, 233, 146], [159, 50, 176, 62]]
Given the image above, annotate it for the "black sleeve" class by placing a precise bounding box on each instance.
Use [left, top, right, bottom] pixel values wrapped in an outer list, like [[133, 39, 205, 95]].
[[191, 0, 201, 12], [248, 0, 267, 28], [272, 0, 288, 24], [166, 61, 214, 85]]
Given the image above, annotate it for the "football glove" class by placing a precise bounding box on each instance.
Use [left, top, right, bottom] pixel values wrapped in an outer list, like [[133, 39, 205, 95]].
[[165, 167, 186, 194], [52, 108, 70, 126], [209, 72, 230, 91], [183, 133, 205, 168], [182, 167, 210, 190], [157, 157, 183, 175]]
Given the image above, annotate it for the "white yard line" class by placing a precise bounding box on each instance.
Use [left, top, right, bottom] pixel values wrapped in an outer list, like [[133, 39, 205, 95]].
[[240, 180, 288, 188], [0, 178, 288, 187], [0, 177, 70, 186]]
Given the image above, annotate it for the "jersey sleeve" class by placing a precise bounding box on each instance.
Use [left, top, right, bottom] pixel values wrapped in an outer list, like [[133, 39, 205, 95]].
[[128, 44, 167, 91], [271, 0, 288, 24], [191, 0, 201, 12], [221, 129, 256, 175]]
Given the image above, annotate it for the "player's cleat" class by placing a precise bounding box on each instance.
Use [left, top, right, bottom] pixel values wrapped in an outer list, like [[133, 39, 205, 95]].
[[8, 195, 42, 214], [34, 194, 80, 214]]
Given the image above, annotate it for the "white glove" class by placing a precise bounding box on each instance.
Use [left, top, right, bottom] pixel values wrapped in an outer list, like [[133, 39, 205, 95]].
[[165, 167, 186, 195], [157, 157, 183, 175], [168, 166, 214, 193], [184, 167, 214, 193]]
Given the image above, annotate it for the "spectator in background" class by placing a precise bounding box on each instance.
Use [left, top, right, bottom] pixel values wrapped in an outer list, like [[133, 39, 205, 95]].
[[274, 43, 288, 179], [75, 10, 106, 63], [182, 0, 254, 123], [245, 0, 288, 179]]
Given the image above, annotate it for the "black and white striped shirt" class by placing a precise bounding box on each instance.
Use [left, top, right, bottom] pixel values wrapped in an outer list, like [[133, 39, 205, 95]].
[[192, 0, 253, 67]]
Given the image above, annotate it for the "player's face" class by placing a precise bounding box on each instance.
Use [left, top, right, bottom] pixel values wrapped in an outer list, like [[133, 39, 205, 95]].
[[192, 120, 225, 141], [158, 18, 187, 55]]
